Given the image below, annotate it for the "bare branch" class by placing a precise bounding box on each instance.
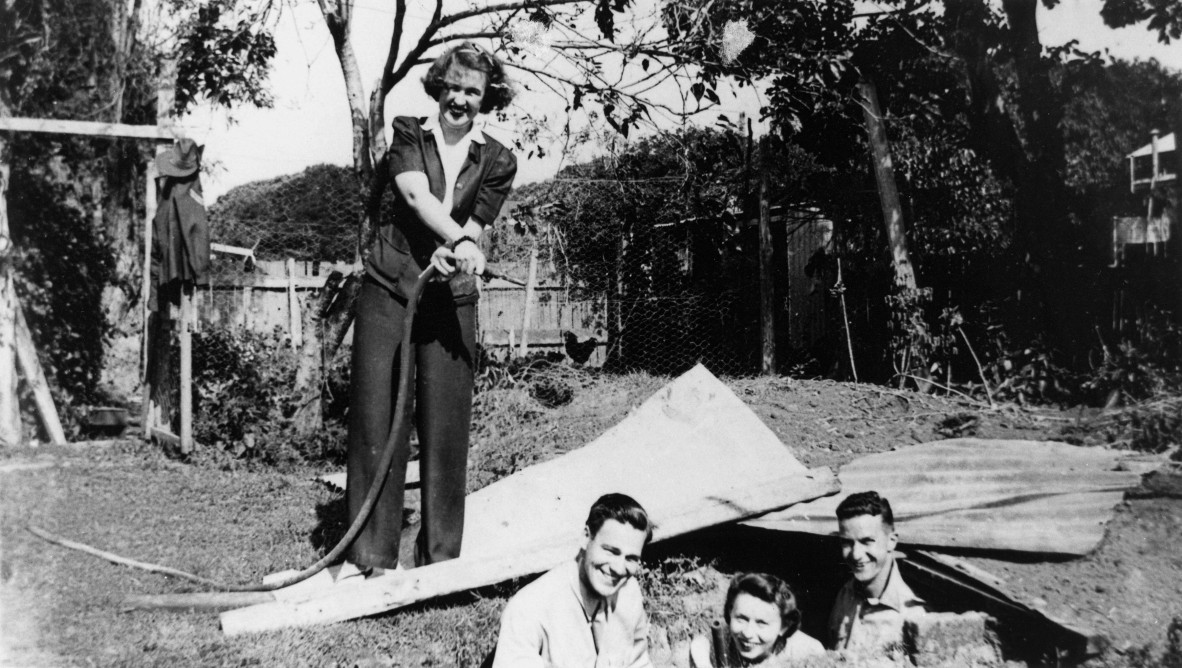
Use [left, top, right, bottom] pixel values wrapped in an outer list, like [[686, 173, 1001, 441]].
[[425, 32, 500, 49], [436, 0, 587, 31]]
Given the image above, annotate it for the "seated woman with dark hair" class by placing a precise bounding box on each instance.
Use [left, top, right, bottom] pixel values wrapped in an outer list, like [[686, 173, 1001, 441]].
[[690, 573, 826, 667]]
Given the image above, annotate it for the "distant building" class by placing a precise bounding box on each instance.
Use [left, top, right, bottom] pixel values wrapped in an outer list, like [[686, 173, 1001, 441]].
[[1110, 130, 1181, 330], [1115, 131, 1175, 265]]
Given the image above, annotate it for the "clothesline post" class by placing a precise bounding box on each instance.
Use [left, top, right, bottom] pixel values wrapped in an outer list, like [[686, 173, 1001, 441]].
[[141, 60, 178, 446], [0, 155, 20, 446], [179, 284, 193, 453]]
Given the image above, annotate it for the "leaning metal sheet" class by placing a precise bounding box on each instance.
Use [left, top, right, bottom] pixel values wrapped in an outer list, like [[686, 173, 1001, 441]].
[[220, 363, 837, 635], [744, 438, 1144, 556]]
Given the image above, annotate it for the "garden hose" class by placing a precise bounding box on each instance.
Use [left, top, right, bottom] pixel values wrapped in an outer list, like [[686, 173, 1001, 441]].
[[29, 264, 523, 592]]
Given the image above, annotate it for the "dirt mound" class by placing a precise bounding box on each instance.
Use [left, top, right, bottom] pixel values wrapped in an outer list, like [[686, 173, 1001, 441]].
[[468, 370, 1181, 663]]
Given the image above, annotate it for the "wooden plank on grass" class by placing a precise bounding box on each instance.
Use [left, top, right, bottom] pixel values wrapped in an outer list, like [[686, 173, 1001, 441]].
[[220, 363, 838, 635]]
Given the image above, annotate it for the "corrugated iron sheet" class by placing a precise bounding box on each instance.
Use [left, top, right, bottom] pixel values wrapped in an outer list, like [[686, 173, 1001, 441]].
[[746, 438, 1144, 556]]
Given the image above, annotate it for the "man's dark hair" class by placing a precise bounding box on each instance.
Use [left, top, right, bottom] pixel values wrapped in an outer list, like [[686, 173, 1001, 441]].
[[585, 493, 653, 544], [835, 491, 894, 528], [421, 41, 515, 112], [723, 572, 802, 652]]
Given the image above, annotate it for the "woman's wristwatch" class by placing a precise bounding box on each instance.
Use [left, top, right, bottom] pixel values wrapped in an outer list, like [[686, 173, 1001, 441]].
[[449, 235, 477, 251]]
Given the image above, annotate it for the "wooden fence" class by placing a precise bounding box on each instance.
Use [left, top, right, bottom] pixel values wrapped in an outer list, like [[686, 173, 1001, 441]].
[[197, 258, 611, 365], [199, 258, 356, 346], [195, 214, 835, 370]]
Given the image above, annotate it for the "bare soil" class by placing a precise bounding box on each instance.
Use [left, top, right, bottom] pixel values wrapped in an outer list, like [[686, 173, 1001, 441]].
[[1, 371, 1179, 667], [725, 376, 1182, 663]]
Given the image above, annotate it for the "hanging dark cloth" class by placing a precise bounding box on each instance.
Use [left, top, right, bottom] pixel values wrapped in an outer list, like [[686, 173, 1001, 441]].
[[150, 139, 210, 310]]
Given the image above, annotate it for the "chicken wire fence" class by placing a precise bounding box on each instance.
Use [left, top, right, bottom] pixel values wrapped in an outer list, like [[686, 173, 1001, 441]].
[[482, 215, 764, 376], [163, 169, 833, 446]]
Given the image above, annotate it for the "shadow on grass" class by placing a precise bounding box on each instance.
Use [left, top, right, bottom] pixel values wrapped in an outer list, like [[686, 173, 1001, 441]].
[[309, 490, 422, 561], [311, 495, 350, 554]]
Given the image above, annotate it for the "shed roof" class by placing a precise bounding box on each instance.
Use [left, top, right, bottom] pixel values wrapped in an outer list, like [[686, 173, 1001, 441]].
[[1127, 132, 1175, 158], [745, 438, 1143, 556]]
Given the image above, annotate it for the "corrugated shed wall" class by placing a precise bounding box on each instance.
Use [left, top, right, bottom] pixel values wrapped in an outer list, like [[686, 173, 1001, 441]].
[[746, 438, 1144, 556]]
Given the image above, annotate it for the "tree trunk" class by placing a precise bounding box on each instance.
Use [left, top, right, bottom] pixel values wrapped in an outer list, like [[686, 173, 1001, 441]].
[[858, 80, 918, 293], [858, 80, 929, 385], [757, 139, 775, 375], [945, 0, 1093, 365]]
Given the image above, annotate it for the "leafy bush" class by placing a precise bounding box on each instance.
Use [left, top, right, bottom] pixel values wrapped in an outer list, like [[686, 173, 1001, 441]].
[[208, 164, 365, 262], [8, 154, 116, 433], [988, 340, 1075, 405], [1083, 312, 1182, 406], [191, 325, 347, 464]]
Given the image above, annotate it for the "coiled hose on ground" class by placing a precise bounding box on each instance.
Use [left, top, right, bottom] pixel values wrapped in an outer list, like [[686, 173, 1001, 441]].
[[27, 265, 471, 592]]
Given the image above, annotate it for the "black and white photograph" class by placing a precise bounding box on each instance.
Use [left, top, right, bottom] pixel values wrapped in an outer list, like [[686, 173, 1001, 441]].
[[1, 0, 1181, 665]]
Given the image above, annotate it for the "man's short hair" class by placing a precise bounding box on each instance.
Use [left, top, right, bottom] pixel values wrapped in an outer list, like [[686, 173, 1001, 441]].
[[836, 491, 894, 528], [585, 493, 653, 544]]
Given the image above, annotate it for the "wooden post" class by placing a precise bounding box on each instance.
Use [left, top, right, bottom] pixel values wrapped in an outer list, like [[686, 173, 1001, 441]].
[[240, 285, 251, 328], [0, 158, 20, 446], [143, 62, 175, 438], [518, 247, 539, 358], [758, 137, 775, 375], [287, 258, 303, 350], [141, 159, 157, 386], [15, 308, 66, 444], [178, 284, 193, 453]]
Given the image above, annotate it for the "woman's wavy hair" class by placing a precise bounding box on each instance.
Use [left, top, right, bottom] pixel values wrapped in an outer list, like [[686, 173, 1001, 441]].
[[723, 572, 803, 654], [422, 41, 514, 113]]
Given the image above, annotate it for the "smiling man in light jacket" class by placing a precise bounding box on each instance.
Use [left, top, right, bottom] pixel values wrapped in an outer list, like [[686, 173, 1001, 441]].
[[492, 493, 655, 668]]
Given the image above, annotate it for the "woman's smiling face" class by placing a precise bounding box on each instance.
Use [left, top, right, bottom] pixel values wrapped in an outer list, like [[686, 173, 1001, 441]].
[[438, 64, 488, 130], [728, 592, 785, 663]]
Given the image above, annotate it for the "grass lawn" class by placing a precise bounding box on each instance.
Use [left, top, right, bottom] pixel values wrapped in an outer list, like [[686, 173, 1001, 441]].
[[2, 370, 1180, 667]]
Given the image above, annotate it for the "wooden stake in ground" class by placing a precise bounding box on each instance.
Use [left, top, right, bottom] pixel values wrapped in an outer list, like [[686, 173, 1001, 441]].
[[758, 137, 775, 376], [179, 283, 193, 454], [286, 258, 303, 350], [518, 246, 539, 358]]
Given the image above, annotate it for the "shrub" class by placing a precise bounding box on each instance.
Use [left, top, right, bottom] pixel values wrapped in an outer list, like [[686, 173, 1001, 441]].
[[190, 325, 347, 464]]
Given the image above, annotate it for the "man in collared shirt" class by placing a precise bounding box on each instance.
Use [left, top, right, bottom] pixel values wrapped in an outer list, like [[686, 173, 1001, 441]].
[[828, 491, 925, 655], [492, 493, 655, 668]]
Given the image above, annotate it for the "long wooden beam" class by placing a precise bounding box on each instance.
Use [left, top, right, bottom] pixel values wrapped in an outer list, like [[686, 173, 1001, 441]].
[[14, 306, 66, 444], [0, 117, 179, 141]]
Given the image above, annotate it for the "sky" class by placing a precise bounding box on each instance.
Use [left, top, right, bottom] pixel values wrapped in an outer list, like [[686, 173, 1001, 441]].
[[182, 0, 1182, 204]]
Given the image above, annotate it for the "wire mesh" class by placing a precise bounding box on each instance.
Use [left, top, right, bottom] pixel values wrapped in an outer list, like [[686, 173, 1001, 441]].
[[171, 165, 841, 452]]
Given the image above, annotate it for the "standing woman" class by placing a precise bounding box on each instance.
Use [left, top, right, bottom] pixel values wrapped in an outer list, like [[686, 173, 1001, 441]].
[[346, 42, 516, 571]]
